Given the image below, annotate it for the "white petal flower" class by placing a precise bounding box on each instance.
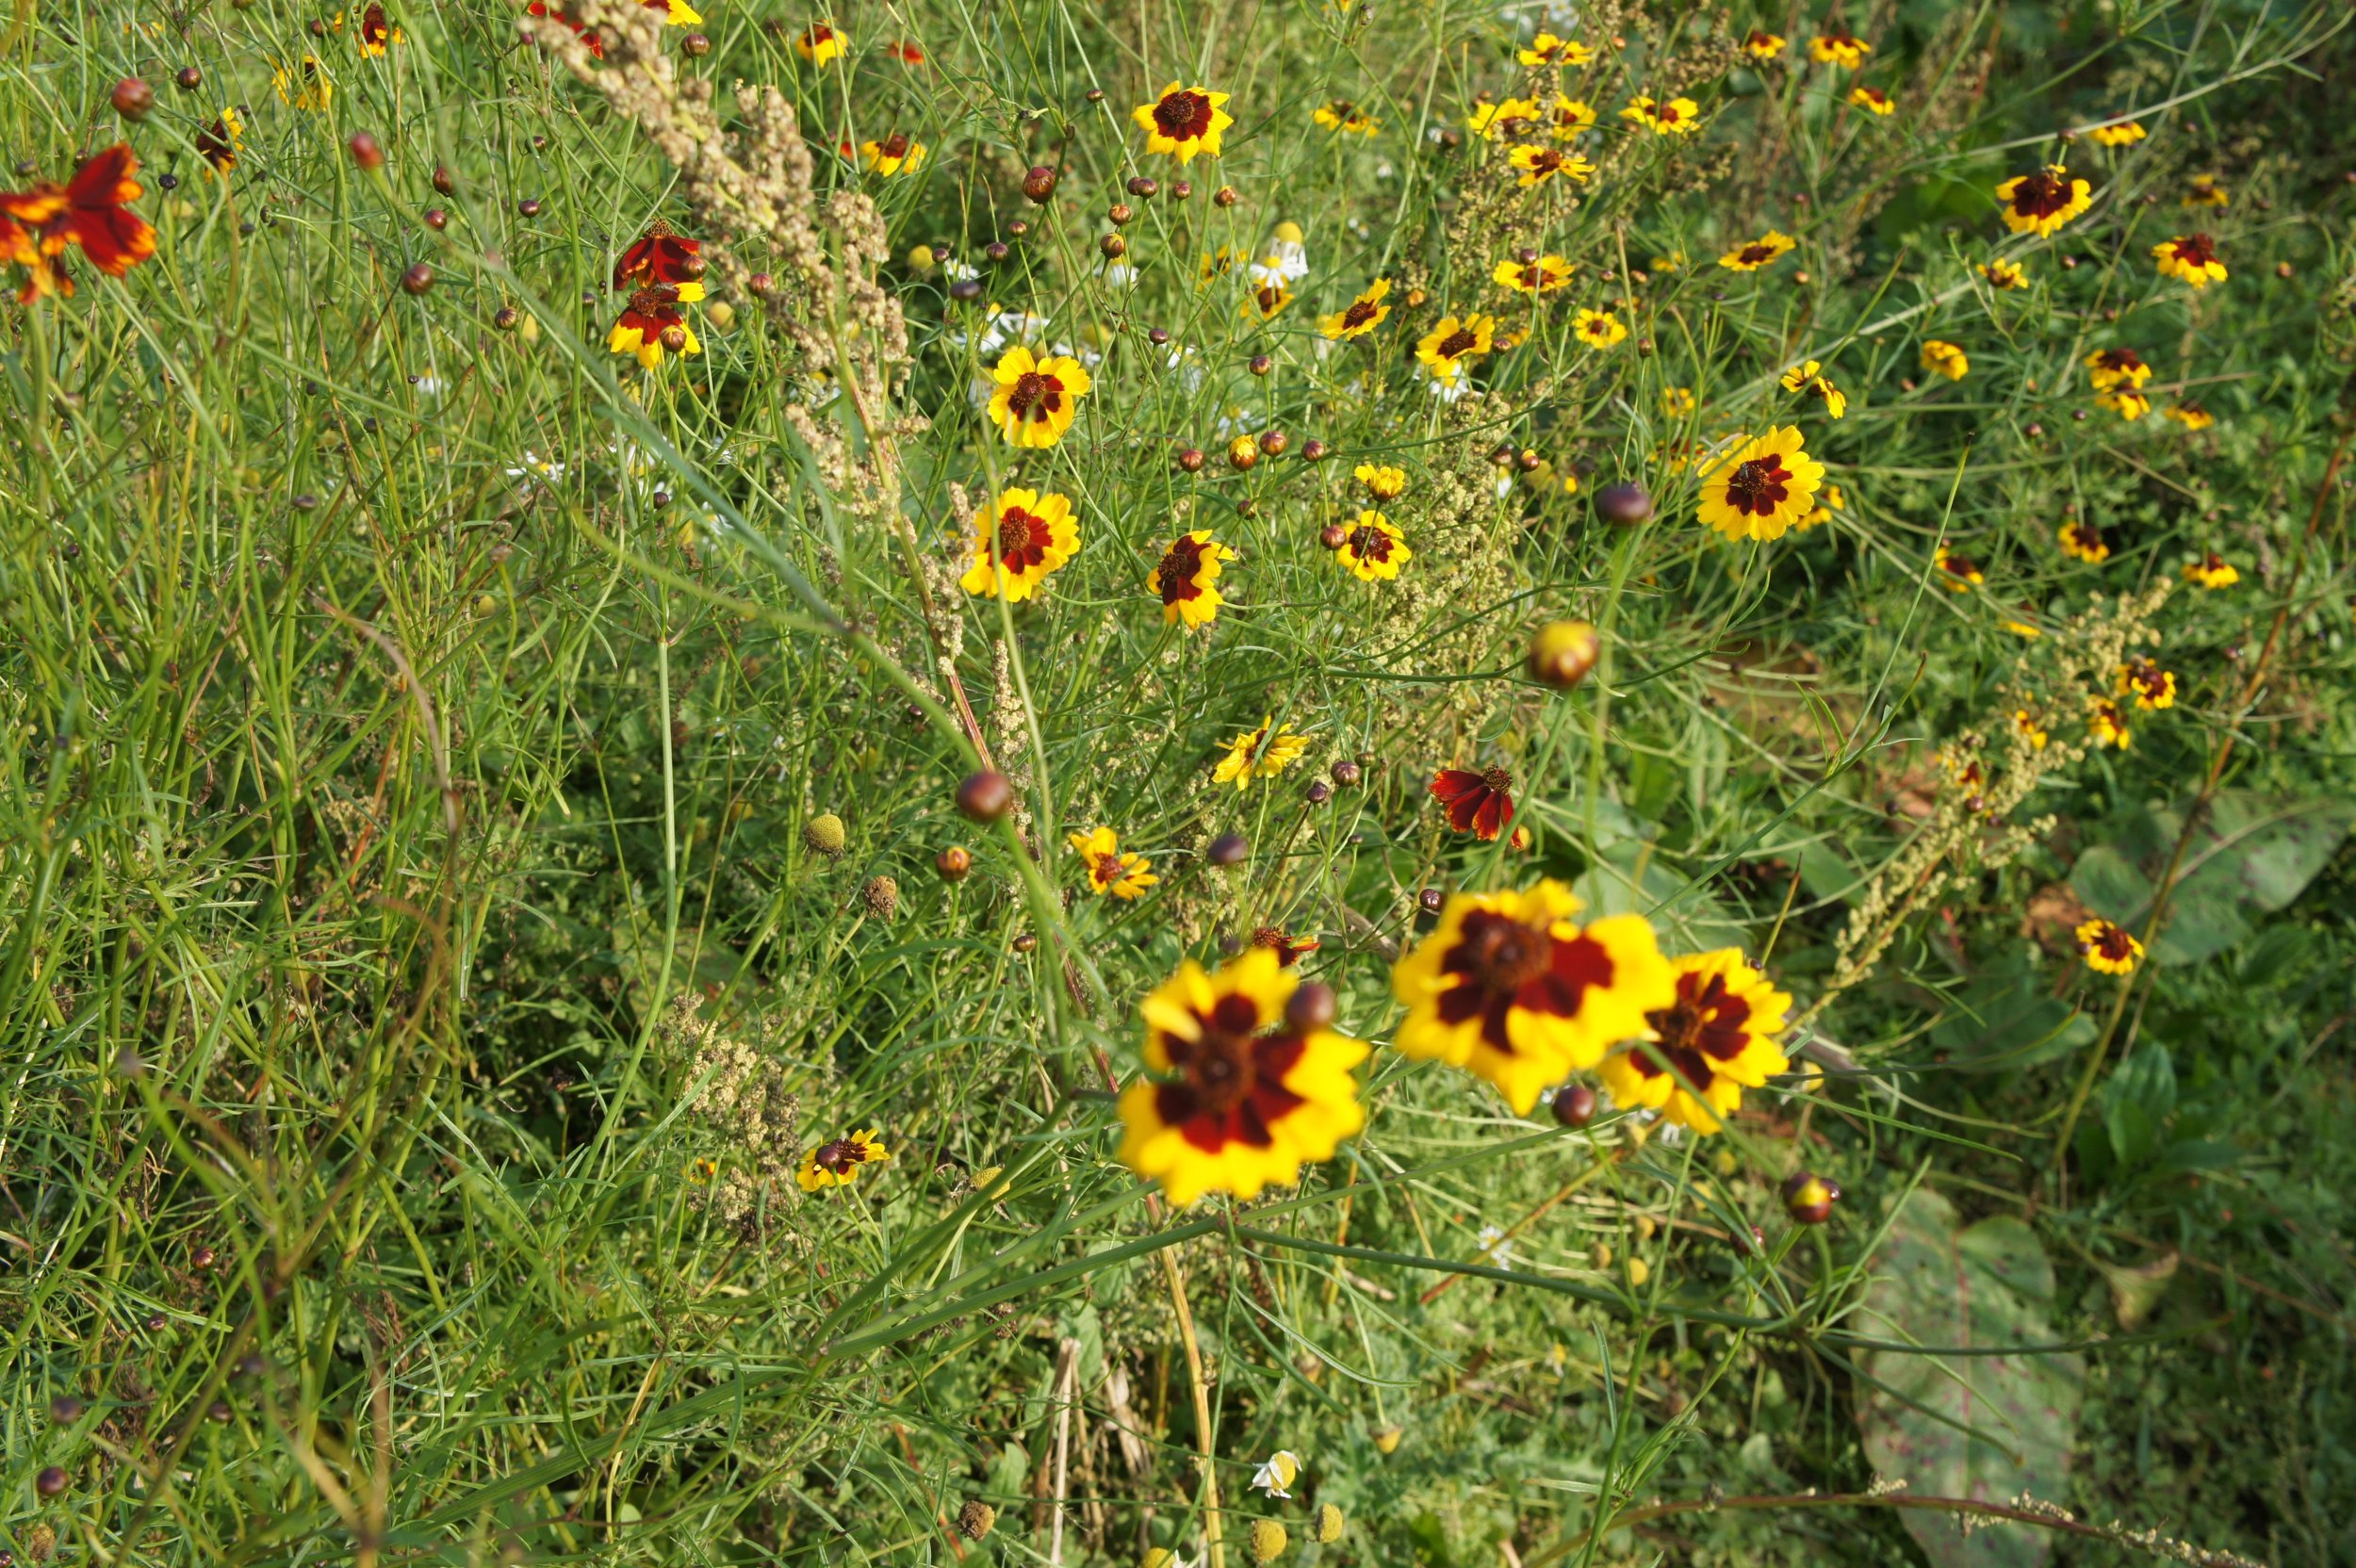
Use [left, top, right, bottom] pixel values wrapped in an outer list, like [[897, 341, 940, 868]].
[[1250, 1451, 1302, 1498]]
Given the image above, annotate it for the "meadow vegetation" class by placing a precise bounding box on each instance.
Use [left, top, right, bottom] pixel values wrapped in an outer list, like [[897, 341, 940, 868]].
[[4, 0, 2356, 1562]]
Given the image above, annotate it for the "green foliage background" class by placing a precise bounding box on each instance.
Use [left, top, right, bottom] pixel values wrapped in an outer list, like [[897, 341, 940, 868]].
[[3, 0, 2354, 1561]]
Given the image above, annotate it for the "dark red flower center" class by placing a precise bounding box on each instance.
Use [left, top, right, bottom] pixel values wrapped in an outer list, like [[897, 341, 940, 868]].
[[2098, 349, 2144, 374], [1252, 285, 1285, 315], [1632, 970, 1754, 1086], [1656, 103, 1683, 122], [813, 1137, 871, 1175], [1523, 150, 1563, 176], [1154, 90, 1215, 140], [1346, 525, 1394, 562], [1724, 456, 1792, 515], [1436, 909, 1616, 1054], [2124, 658, 2167, 697], [1156, 535, 1208, 603], [804, 23, 835, 42], [994, 505, 1051, 570], [1435, 328, 1479, 359], [2168, 233, 2218, 267], [877, 132, 911, 158], [1341, 298, 1381, 328], [1093, 852, 1128, 887], [2010, 169, 2074, 219], [363, 3, 390, 41], [1482, 765, 1513, 794], [2089, 923, 2136, 961], [1328, 100, 1356, 120], [1943, 552, 1981, 579], [1004, 369, 1061, 421], [1736, 243, 1776, 266], [1154, 991, 1307, 1151]]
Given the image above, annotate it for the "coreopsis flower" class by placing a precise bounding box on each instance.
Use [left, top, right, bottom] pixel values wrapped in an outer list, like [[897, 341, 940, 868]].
[[1253, 927, 1322, 966], [1390, 880, 1676, 1114], [959, 486, 1079, 601], [2183, 172, 2229, 208], [1619, 96, 1702, 135], [1494, 253, 1574, 295], [614, 220, 704, 299], [1696, 426, 1825, 542], [2004, 618, 2042, 639], [1573, 308, 1628, 348], [986, 346, 1089, 448], [1661, 385, 1697, 416], [1743, 28, 1786, 59], [272, 54, 335, 109], [1313, 99, 1380, 135], [197, 108, 245, 173], [1135, 83, 1234, 162], [2058, 519, 2109, 564], [796, 1127, 889, 1191], [1320, 278, 1391, 339], [1117, 950, 1368, 1206], [2087, 697, 2132, 748], [2184, 550, 2238, 588], [356, 2, 402, 53], [1252, 1451, 1304, 1498], [2151, 233, 2227, 288], [1995, 164, 2092, 236], [2164, 402, 2216, 431], [1981, 257, 2028, 289], [2085, 347, 2151, 390], [1336, 511, 1411, 581], [1151, 531, 1235, 629], [1429, 766, 1515, 841], [1508, 144, 1595, 187], [1919, 339, 1969, 381], [1466, 96, 1541, 140], [1415, 314, 1496, 385], [1799, 481, 1845, 530], [1597, 951, 1792, 1134], [2014, 708, 2049, 749], [0, 145, 156, 301], [1547, 95, 1598, 137], [607, 285, 700, 368], [1519, 31, 1592, 66], [857, 133, 926, 176], [2118, 656, 2177, 710], [2087, 119, 2145, 146], [1933, 543, 1982, 590], [2075, 918, 2142, 975], [1241, 282, 1294, 321], [1780, 360, 1847, 418], [1848, 85, 1895, 116], [794, 21, 847, 62], [1355, 463, 1407, 499], [1215, 716, 1311, 786], [1718, 231, 1796, 271], [1808, 26, 1871, 66], [883, 40, 924, 63], [1070, 826, 1157, 899], [2093, 390, 2151, 420]]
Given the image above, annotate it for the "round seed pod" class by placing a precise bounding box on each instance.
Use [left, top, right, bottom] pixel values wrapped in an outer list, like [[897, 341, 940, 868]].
[[1594, 482, 1653, 526], [401, 262, 434, 295], [423, 207, 449, 230], [1107, 202, 1134, 225], [1204, 832, 1249, 867], [1417, 887, 1445, 914], [956, 1500, 996, 1540], [174, 64, 203, 90], [1127, 176, 1158, 197], [348, 131, 384, 171], [1098, 233, 1126, 259], [433, 163, 456, 194], [935, 846, 973, 881], [1023, 165, 1057, 203], [1305, 780, 1333, 805], [112, 78, 155, 120], [1552, 1084, 1597, 1128], [861, 875, 900, 920], [36, 1466, 68, 1498], [1248, 353, 1273, 376], [1781, 1169, 1841, 1224]]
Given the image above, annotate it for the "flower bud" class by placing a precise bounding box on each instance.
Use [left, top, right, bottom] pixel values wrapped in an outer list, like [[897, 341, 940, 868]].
[[957, 770, 1013, 822], [1107, 202, 1134, 225], [49, 1396, 83, 1424], [706, 301, 735, 330], [1781, 1169, 1841, 1224], [1248, 353, 1273, 376], [1099, 233, 1127, 259], [985, 240, 1011, 263], [1023, 164, 1058, 203], [174, 64, 203, 90], [804, 813, 847, 858], [1227, 435, 1259, 470], [681, 29, 710, 55], [1301, 438, 1328, 462], [36, 1465, 69, 1497], [1527, 620, 1600, 690], [1214, 185, 1239, 207], [1372, 1425, 1403, 1454], [1418, 887, 1445, 914], [936, 845, 973, 881], [659, 324, 688, 352], [949, 278, 984, 302], [518, 196, 544, 218], [494, 305, 520, 331], [348, 131, 384, 171], [1331, 759, 1361, 787], [1176, 447, 1206, 473], [424, 207, 449, 230], [433, 163, 456, 194], [112, 77, 154, 120], [1305, 779, 1333, 805], [1205, 831, 1249, 867], [747, 271, 775, 296], [1246, 1520, 1288, 1563], [1170, 179, 1194, 200], [1552, 1083, 1596, 1128], [401, 262, 434, 295], [1284, 982, 1335, 1034], [1318, 526, 1349, 554], [1594, 482, 1652, 526]]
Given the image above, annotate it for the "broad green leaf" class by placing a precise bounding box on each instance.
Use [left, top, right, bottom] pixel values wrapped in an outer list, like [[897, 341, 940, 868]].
[[2068, 844, 2150, 923], [1930, 961, 2094, 1072], [1857, 1188, 2086, 1568]]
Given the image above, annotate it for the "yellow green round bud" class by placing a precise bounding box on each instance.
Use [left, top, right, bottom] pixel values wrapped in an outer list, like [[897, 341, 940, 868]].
[[1247, 1519, 1288, 1562], [1371, 1424, 1403, 1454], [1528, 619, 1600, 690], [804, 813, 846, 858], [1314, 1503, 1346, 1544]]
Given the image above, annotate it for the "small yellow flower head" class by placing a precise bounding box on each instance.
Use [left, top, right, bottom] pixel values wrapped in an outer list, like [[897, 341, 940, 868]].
[[1466, 96, 1541, 141], [1619, 95, 1702, 135], [2093, 390, 2151, 421], [1135, 83, 1235, 162], [1994, 164, 2092, 237], [1743, 28, 1786, 59], [2087, 697, 2133, 750], [1371, 1425, 1404, 1454], [2088, 119, 2146, 146], [2165, 402, 2217, 431], [986, 346, 1091, 448], [1527, 620, 1600, 690], [1919, 339, 1969, 381], [2118, 655, 2177, 710], [1314, 1504, 1346, 1544], [797, 1128, 889, 1191], [2152, 233, 2228, 289], [2076, 917, 2143, 975], [1320, 278, 1391, 339], [1808, 27, 1871, 67], [1335, 511, 1412, 581], [961, 487, 1081, 600], [2184, 172, 2230, 208], [1215, 717, 1312, 787], [1069, 825, 1159, 898], [1508, 143, 1595, 187], [804, 812, 847, 858], [1572, 308, 1628, 349], [857, 133, 926, 177], [1719, 231, 1797, 271], [1313, 98, 1379, 135], [2057, 519, 2109, 564], [1627, 1255, 1651, 1286], [2184, 550, 2238, 588], [1981, 257, 2028, 289], [2014, 708, 2049, 749], [1696, 426, 1825, 542], [1518, 31, 1593, 66], [1848, 85, 1895, 116], [1149, 531, 1235, 629], [1247, 1520, 1289, 1563], [794, 21, 847, 63], [1354, 462, 1407, 499]]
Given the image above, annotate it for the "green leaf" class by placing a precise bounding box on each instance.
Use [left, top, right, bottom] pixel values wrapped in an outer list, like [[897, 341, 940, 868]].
[[1929, 960, 2094, 1071], [2068, 845, 2151, 923], [1856, 1188, 2086, 1568]]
